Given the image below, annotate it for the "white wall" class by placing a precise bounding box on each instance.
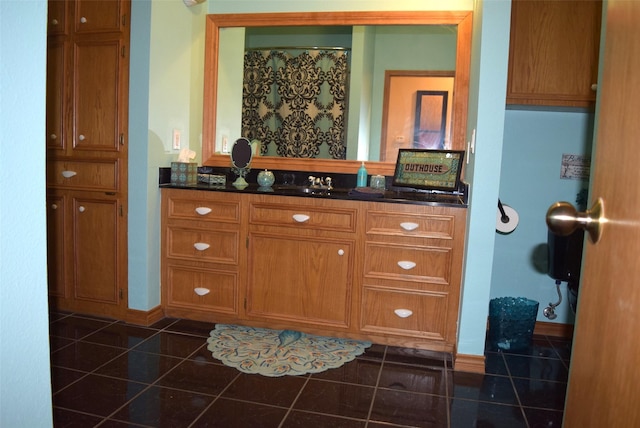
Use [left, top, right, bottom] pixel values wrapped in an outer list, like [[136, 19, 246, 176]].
[[0, 1, 53, 426]]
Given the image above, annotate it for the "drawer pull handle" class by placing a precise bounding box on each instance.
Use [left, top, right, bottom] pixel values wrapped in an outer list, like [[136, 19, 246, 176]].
[[78, 206, 85, 213], [400, 222, 419, 231], [397, 260, 416, 270], [195, 207, 212, 215], [80, 16, 87, 24], [78, 134, 86, 141], [194, 287, 210, 296], [338, 249, 344, 256], [394, 309, 413, 318], [293, 214, 310, 223], [61, 170, 77, 178], [194, 242, 210, 251], [51, 204, 58, 210], [50, 133, 57, 140]]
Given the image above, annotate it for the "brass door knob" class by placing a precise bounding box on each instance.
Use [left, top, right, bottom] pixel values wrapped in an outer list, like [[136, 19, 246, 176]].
[[546, 198, 605, 243]]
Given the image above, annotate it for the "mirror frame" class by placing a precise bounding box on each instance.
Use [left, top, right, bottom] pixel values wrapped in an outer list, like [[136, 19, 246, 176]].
[[202, 11, 472, 176]]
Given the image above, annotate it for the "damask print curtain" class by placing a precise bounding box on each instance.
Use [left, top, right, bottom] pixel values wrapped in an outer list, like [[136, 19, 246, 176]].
[[242, 49, 349, 159]]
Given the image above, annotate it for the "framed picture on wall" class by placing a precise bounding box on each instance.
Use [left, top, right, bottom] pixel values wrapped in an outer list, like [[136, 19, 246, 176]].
[[413, 90, 448, 150], [392, 149, 465, 191]]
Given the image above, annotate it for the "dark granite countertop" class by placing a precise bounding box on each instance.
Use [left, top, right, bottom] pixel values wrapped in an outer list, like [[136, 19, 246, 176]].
[[159, 167, 468, 208]]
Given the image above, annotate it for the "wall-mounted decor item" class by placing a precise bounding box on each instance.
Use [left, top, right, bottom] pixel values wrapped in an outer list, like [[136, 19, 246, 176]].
[[413, 90, 448, 150]]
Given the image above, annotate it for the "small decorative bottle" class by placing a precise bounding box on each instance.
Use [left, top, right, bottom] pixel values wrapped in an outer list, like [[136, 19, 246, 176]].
[[357, 162, 368, 187]]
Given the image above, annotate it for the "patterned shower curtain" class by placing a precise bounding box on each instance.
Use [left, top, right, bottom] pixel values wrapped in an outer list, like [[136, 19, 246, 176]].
[[242, 49, 349, 159]]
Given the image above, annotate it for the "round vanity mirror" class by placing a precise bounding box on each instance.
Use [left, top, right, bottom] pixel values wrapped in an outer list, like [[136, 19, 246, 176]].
[[231, 137, 253, 187]]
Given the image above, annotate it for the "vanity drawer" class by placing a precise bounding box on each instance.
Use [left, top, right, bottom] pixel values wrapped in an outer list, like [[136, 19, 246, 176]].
[[363, 242, 451, 287], [249, 199, 358, 233], [47, 159, 118, 191], [165, 226, 239, 265], [366, 210, 455, 240], [166, 264, 238, 314], [361, 288, 447, 340], [164, 189, 241, 224]]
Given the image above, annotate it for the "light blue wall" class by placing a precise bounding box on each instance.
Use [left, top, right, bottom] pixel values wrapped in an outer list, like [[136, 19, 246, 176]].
[[0, 1, 53, 426], [492, 110, 592, 323], [457, 0, 512, 355], [129, 0, 207, 310]]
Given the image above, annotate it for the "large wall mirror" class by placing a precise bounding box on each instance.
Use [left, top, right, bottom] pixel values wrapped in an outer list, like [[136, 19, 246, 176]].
[[202, 11, 472, 175]]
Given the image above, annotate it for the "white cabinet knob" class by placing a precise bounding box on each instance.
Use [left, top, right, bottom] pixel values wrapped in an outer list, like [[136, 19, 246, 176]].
[[78, 206, 85, 213], [50, 133, 57, 140], [194, 287, 210, 296], [194, 242, 210, 251], [78, 134, 86, 141], [394, 309, 413, 318], [338, 249, 345, 256], [591, 83, 598, 91], [80, 17, 87, 24], [51, 19, 59, 26], [293, 214, 310, 223], [397, 260, 416, 270], [195, 207, 212, 215], [51, 204, 58, 210], [61, 170, 77, 178], [400, 222, 419, 231]]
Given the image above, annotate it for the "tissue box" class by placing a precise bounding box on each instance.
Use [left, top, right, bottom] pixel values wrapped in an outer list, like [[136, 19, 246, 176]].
[[170, 162, 198, 186]]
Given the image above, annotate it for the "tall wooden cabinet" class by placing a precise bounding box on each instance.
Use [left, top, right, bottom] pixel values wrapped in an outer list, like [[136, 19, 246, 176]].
[[506, 0, 602, 108], [46, 0, 130, 318]]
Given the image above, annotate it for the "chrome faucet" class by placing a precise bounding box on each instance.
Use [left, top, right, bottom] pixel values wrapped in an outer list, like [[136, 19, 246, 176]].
[[308, 175, 333, 190]]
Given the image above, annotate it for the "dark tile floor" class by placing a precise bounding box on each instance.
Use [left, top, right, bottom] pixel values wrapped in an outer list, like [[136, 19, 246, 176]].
[[49, 312, 571, 428]]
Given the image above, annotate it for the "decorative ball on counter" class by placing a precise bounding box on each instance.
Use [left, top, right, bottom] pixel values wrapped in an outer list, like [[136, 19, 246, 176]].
[[257, 169, 276, 187]]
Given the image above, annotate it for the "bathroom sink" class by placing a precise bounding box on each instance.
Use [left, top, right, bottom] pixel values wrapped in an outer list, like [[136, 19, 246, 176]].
[[273, 185, 346, 197]]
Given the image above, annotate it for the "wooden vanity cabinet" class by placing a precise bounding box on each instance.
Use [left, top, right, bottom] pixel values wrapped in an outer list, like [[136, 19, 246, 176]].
[[360, 203, 466, 352], [161, 188, 467, 353], [506, 0, 602, 108], [245, 195, 360, 331], [162, 189, 243, 319]]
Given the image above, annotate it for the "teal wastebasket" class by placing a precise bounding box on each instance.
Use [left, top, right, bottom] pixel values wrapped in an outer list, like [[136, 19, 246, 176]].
[[488, 297, 539, 351]]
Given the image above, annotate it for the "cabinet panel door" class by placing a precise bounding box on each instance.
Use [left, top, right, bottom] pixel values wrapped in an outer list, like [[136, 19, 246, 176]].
[[47, 0, 68, 35], [166, 264, 238, 314], [47, 193, 67, 297], [247, 233, 354, 328], [73, 40, 121, 152], [364, 242, 452, 287], [74, 0, 123, 34], [72, 196, 119, 304], [361, 288, 448, 340], [46, 39, 67, 152], [507, 0, 602, 106], [166, 227, 239, 265]]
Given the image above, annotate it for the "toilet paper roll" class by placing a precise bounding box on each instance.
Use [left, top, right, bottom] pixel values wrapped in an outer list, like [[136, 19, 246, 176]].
[[496, 204, 519, 234]]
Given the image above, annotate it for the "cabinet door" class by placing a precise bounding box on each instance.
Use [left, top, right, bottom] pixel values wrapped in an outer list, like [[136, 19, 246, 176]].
[[73, 39, 122, 152], [247, 233, 354, 328], [72, 195, 121, 305], [74, 0, 124, 34], [48, 0, 68, 35], [46, 193, 67, 297], [507, 0, 602, 107], [46, 38, 67, 152]]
